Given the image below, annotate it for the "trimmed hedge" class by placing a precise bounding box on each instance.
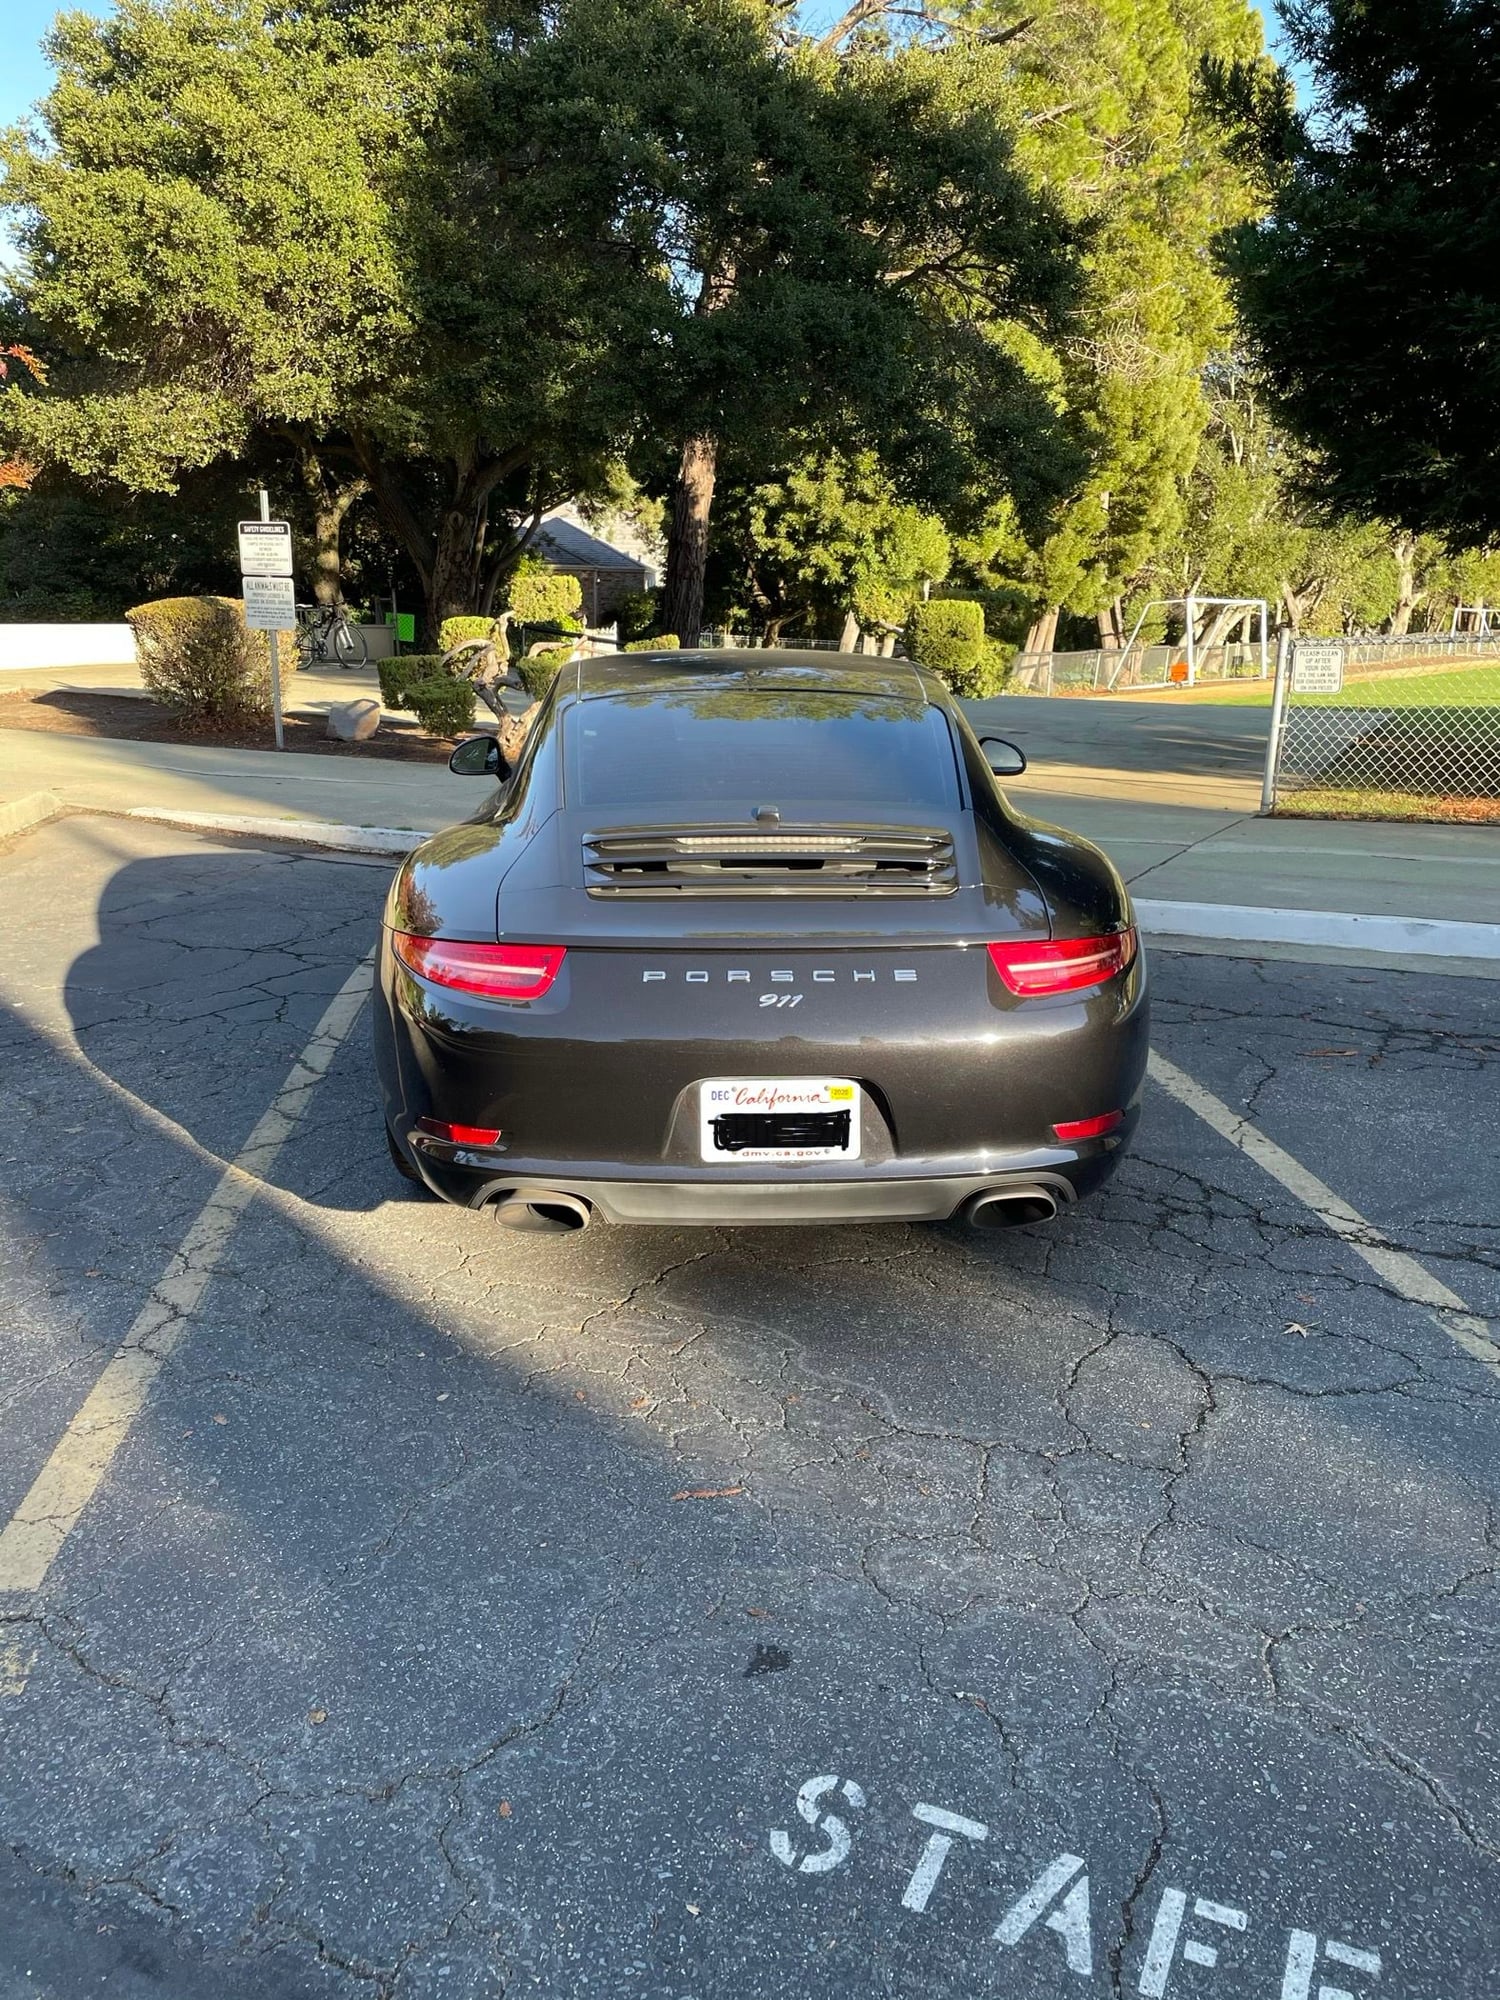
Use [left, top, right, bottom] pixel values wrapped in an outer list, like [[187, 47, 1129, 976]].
[[405, 678, 477, 738], [908, 597, 982, 668], [516, 646, 574, 699], [508, 554, 583, 629], [906, 599, 1009, 698], [126, 595, 270, 726], [378, 655, 433, 708], [622, 633, 680, 652], [438, 614, 503, 653], [378, 653, 475, 737]]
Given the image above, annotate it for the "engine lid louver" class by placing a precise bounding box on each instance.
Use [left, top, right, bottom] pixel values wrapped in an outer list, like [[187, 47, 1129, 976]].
[[583, 824, 958, 897]]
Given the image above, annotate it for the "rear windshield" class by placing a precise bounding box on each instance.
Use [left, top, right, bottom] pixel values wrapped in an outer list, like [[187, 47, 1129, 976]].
[[568, 691, 961, 812]]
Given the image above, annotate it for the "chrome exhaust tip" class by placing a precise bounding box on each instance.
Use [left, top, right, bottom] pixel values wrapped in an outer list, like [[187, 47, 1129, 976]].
[[964, 1187, 1059, 1230], [489, 1189, 593, 1234]]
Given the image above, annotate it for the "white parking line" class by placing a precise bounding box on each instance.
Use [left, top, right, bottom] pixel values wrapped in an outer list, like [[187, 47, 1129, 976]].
[[0, 952, 375, 1596], [1148, 1051, 1498, 1380]]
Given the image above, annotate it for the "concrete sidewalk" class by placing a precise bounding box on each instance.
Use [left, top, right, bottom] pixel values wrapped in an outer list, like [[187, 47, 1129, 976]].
[[2, 725, 1495, 941]]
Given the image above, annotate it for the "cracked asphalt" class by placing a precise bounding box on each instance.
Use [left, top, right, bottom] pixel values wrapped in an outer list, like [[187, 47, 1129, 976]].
[[1, 813, 1497, 2000]]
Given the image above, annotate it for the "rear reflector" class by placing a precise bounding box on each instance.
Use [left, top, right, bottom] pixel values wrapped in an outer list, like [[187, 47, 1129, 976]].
[[393, 934, 566, 1001], [987, 928, 1137, 997], [417, 1117, 503, 1146], [1052, 1110, 1125, 1142]]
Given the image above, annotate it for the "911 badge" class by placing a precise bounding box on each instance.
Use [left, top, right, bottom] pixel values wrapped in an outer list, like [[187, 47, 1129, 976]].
[[699, 1078, 862, 1164]]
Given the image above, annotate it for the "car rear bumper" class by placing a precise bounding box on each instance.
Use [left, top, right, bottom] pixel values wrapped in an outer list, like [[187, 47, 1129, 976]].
[[395, 1133, 1129, 1225], [373, 928, 1149, 1225]]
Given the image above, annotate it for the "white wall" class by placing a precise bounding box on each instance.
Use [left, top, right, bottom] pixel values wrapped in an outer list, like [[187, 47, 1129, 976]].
[[0, 623, 137, 670], [0, 620, 401, 668]]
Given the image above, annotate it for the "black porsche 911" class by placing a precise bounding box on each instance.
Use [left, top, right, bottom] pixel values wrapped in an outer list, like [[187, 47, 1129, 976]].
[[374, 649, 1147, 1233]]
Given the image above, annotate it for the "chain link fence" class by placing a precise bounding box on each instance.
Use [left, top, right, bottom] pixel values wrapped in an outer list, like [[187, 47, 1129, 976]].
[[1011, 639, 1269, 693], [1263, 634, 1500, 820]]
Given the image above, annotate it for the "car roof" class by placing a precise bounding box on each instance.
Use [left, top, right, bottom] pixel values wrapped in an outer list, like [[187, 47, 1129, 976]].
[[577, 648, 935, 706]]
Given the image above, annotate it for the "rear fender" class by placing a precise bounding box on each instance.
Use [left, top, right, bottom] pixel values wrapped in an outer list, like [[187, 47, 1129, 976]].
[[1005, 816, 1134, 938]]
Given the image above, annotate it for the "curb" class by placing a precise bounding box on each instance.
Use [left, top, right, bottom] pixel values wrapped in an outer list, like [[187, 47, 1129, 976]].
[[0, 791, 66, 842], [123, 808, 426, 856], [1134, 897, 1500, 962]]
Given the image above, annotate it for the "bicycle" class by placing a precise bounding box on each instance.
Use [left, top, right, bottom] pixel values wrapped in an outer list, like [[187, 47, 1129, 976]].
[[295, 601, 369, 668]]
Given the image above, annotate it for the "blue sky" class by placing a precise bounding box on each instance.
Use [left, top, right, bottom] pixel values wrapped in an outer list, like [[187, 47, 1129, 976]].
[[1, 0, 1290, 133], [4, 0, 78, 132]]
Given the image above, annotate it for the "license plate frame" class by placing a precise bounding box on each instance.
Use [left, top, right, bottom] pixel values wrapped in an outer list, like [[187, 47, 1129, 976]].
[[699, 1077, 861, 1164]]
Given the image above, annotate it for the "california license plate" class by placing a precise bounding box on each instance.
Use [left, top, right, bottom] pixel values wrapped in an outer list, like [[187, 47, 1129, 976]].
[[699, 1077, 861, 1164]]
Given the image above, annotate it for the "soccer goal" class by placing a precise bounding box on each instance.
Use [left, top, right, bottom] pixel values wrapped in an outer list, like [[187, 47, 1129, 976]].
[[1113, 595, 1270, 688], [1450, 603, 1499, 636]]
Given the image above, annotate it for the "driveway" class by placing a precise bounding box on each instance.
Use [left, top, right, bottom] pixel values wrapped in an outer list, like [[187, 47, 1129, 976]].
[[1, 814, 1496, 1999], [966, 693, 1271, 814], [969, 692, 1271, 783]]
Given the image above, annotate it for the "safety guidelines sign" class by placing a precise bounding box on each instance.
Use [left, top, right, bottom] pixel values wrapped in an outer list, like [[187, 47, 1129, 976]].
[[238, 519, 297, 631]]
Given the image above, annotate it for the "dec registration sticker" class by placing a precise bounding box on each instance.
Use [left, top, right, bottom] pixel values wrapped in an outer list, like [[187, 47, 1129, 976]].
[[700, 1077, 860, 1164]]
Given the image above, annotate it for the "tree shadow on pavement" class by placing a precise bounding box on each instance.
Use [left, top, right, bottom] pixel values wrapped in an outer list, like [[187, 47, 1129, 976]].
[[0, 824, 1494, 1997]]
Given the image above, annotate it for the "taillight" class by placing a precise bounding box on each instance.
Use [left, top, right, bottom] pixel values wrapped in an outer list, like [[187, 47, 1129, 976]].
[[1053, 1110, 1125, 1142], [417, 1117, 503, 1146], [393, 933, 566, 1001], [987, 928, 1137, 997]]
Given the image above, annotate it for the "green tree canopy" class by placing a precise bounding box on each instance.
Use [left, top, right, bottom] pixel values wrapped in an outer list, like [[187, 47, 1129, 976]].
[[1221, 0, 1500, 545], [562, 9, 1090, 642], [712, 451, 951, 641], [1141, 357, 1497, 637], [864, 0, 1271, 651], [1, 0, 1085, 643], [1, 0, 420, 597]]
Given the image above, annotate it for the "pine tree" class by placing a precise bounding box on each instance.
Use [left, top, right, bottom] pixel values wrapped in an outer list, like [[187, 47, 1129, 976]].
[[923, 0, 1269, 650], [1223, 0, 1500, 544]]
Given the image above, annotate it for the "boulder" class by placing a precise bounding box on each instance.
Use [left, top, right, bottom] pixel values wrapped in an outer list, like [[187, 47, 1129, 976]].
[[326, 697, 381, 742]]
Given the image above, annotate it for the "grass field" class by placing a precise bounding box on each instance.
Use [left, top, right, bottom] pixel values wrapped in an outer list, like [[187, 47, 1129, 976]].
[[1179, 667, 1500, 708]]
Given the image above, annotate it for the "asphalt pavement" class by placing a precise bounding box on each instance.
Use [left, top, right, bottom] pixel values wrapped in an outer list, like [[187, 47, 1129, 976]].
[[1, 812, 1497, 1999]]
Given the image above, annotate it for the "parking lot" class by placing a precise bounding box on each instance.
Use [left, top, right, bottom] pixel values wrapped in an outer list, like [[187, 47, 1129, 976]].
[[1, 811, 1498, 1999]]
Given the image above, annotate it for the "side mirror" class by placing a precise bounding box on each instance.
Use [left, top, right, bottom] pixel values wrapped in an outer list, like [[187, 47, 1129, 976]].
[[448, 735, 509, 780], [980, 736, 1027, 778]]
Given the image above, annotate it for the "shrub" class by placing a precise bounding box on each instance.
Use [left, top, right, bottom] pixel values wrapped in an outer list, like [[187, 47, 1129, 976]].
[[378, 653, 475, 737], [967, 639, 1016, 699], [614, 587, 660, 644], [622, 633, 680, 651], [438, 614, 503, 653], [378, 655, 436, 708], [905, 599, 1007, 698], [126, 595, 270, 727], [507, 554, 583, 630], [403, 677, 476, 738], [516, 645, 575, 699]]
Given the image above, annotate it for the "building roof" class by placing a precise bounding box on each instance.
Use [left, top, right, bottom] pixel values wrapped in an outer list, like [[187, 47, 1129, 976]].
[[533, 515, 651, 573]]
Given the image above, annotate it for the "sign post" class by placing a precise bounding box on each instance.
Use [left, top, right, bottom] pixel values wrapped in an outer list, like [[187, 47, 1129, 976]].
[[238, 492, 296, 750], [1259, 627, 1293, 815]]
